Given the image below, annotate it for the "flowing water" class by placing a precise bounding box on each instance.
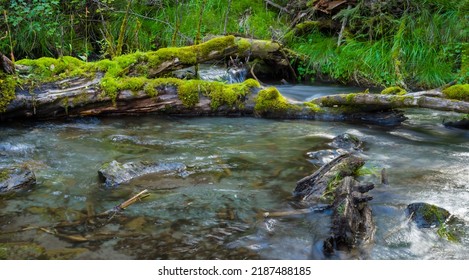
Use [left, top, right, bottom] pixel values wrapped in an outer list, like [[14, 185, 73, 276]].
[[1, 84, 468, 260]]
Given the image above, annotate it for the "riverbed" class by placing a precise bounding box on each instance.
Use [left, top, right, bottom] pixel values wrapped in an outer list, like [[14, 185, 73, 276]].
[[1, 84, 468, 259]]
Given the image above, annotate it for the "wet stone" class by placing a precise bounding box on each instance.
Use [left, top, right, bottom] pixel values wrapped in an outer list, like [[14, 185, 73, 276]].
[[0, 142, 35, 156], [306, 149, 343, 165], [330, 133, 363, 151], [444, 118, 469, 130], [405, 202, 451, 228], [0, 166, 36, 194], [98, 160, 187, 187]]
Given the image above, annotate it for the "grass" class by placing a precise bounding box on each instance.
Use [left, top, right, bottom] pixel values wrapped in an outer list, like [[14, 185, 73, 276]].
[[288, 2, 468, 89]]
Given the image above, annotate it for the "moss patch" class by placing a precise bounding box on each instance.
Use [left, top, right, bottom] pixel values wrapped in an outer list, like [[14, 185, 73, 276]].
[[0, 169, 10, 181], [443, 84, 469, 101], [17, 56, 85, 81], [178, 78, 260, 109], [0, 74, 16, 112], [254, 87, 298, 113], [14, 36, 239, 104], [304, 101, 322, 112], [381, 86, 407, 95]]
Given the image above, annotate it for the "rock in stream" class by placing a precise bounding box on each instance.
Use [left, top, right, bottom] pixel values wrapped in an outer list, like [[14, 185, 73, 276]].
[[98, 160, 187, 187], [405, 202, 451, 228], [0, 166, 36, 194]]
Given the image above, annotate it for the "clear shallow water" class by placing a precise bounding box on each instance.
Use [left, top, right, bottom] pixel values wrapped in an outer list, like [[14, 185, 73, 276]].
[[1, 90, 469, 259]]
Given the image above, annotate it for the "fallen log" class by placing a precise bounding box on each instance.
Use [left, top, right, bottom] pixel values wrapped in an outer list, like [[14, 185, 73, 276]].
[[292, 146, 375, 257], [0, 36, 407, 125], [294, 153, 365, 203], [312, 92, 469, 114]]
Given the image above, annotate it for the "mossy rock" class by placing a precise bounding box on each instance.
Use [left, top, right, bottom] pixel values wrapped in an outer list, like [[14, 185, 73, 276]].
[[405, 202, 450, 228], [381, 86, 407, 96], [442, 84, 469, 101]]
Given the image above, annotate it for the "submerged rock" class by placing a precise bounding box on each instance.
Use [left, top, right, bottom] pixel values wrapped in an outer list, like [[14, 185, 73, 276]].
[[98, 160, 187, 187], [306, 149, 343, 165], [405, 202, 451, 228], [330, 133, 363, 151], [0, 142, 35, 156], [444, 118, 469, 130], [0, 166, 36, 194]]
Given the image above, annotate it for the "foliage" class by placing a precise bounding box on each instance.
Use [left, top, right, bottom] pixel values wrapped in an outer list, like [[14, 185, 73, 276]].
[[0, 0, 287, 59], [0, 0, 467, 91], [288, 0, 468, 89]]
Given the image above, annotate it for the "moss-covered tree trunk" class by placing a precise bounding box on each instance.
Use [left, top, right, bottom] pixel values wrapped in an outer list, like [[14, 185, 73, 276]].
[[1, 35, 459, 123]]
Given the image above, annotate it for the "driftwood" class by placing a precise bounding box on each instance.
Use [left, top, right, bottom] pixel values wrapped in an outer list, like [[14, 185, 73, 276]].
[[0, 52, 15, 74], [291, 150, 375, 257], [312, 93, 469, 114], [323, 176, 375, 256], [294, 153, 365, 202], [103, 189, 149, 214]]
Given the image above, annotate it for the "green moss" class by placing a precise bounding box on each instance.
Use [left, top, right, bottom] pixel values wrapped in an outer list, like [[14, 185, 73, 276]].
[[147, 36, 235, 69], [442, 84, 469, 101], [0, 169, 10, 181], [12, 36, 243, 105], [236, 38, 252, 53], [254, 87, 297, 113], [389, 95, 413, 105], [345, 93, 357, 104], [178, 80, 202, 108], [381, 86, 407, 95], [304, 101, 322, 112], [0, 74, 16, 112], [144, 82, 158, 97], [205, 79, 260, 110], [17, 56, 85, 81]]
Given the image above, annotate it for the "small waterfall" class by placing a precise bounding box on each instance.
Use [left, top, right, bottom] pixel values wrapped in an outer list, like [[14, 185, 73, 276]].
[[226, 67, 247, 84], [175, 64, 247, 84]]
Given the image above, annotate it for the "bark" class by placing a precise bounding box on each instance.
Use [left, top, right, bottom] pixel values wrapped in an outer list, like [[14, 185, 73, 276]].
[[323, 176, 375, 256], [294, 153, 365, 203], [312, 93, 469, 114], [293, 152, 375, 257], [0, 52, 15, 74]]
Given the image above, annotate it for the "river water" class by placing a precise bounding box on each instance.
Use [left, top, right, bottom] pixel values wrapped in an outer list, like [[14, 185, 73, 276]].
[[1, 84, 468, 259]]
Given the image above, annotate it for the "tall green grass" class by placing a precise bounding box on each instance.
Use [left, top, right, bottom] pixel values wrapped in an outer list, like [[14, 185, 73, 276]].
[[290, 0, 468, 89], [1, 0, 288, 59]]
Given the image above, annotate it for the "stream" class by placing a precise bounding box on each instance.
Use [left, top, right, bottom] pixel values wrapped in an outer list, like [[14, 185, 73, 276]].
[[1, 83, 468, 259]]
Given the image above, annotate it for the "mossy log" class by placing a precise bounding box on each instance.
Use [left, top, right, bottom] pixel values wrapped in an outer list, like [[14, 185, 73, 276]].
[[294, 153, 365, 203], [0, 36, 403, 124], [312, 92, 469, 114]]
